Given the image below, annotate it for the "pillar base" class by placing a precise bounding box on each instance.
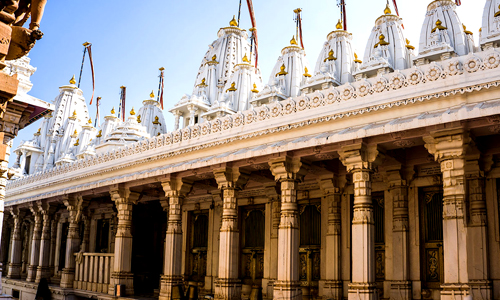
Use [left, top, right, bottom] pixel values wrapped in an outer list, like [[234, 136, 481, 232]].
[[6, 263, 21, 279], [60, 268, 75, 288], [390, 281, 411, 300], [159, 275, 184, 300], [323, 280, 343, 300], [273, 280, 302, 300], [215, 278, 242, 300], [109, 272, 134, 296], [468, 280, 491, 300], [440, 284, 469, 300], [35, 266, 52, 283], [348, 282, 378, 300], [26, 265, 37, 282]]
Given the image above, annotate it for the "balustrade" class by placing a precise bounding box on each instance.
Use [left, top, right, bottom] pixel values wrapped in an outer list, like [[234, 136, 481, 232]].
[[74, 253, 114, 294]]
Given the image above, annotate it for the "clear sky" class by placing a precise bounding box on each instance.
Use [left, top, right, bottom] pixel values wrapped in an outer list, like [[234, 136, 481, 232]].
[[11, 0, 483, 164]]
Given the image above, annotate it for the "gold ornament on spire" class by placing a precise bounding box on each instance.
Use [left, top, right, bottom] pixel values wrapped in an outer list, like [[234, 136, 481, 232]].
[[336, 19, 343, 30], [74, 139, 80, 146], [463, 24, 473, 35], [303, 67, 312, 78], [354, 53, 362, 64], [495, 5, 500, 17], [87, 118, 92, 124], [130, 107, 135, 115], [111, 107, 115, 114], [276, 64, 288, 77], [226, 82, 237, 92], [290, 36, 298, 45], [324, 49, 337, 62], [96, 130, 102, 137], [431, 19, 447, 33], [229, 15, 238, 27], [197, 78, 208, 87], [384, 3, 392, 15], [69, 75, 76, 85], [73, 110, 77, 117], [74, 129, 78, 135], [137, 115, 142, 123], [405, 39, 415, 50], [152, 116, 160, 125], [251, 83, 259, 93], [374, 34, 390, 48], [242, 53, 250, 63], [150, 90, 155, 98]]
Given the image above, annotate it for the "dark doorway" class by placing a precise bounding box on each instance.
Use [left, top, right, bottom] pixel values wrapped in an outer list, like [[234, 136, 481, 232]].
[[132, 201, 167, 296]]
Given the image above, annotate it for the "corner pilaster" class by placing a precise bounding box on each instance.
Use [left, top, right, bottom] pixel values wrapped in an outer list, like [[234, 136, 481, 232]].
[[6, 207, 24, 279]]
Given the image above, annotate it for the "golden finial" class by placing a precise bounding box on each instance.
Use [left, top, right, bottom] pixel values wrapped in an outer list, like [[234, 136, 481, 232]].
[[34, 128, 41, 136], [324, 49, 337, 62], [159, 67, 165, 71], [137, 115, 142, 123], [226, 82, 237, 92], [242, 53, 250, 63], [290, 36, 298, 45], [212, 55, 217, 61], [72, 110, 77, 117], [87, 118, 92, 124], [150, 90, 155, 98], [74, 139, 80, 146], [354, 53, 362, 64], [336, 19, 343, 30], [96, 130, 102, 138], [463, 24, 473, 35], [152, 116, 160, 125], [197, 78, 208, 87], [374, 34, 390, 48], [157, 132, 161, 136], [130, 107, 135, 115], [111, 107, 115, 114], [303, 67, 312, 78], [431, 19, 447, 33], [479, 27, 483, 32], [495, 5, 500, 17], [69, 75, 76, 85], [229, 15, 238, 27], [405, 39, 415, 50], [251, 83, 259, 93], [384, 3, 392, 15], [37, 128, 41, 133], [276, 64, 288, 77], [73, 129, 78, 136]]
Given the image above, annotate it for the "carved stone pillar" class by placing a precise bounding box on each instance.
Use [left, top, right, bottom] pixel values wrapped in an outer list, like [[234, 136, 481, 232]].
[[269, 156, 307, 300], [7, 207, 24, 278], [262, 182, 279, 299], [317, 175, 342, 299], [80, 215, 90, 252], [26, 203, 42, 282], [48, 214, 59, 277], [109, 186, 140, 296], [213, 166, 249, 300], [424, 128, 470, 300], [35, 203, 55, 282], [387, 166, 411, 300], [60, 195, 86, 288], [159, 177, 193, 300], [53, 218, 63, 277], [464, 152, 492, 299], [338, 143, 385, 300]]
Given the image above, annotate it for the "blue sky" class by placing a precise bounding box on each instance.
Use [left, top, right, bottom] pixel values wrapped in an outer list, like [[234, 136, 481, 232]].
[[12, 0, 483, 163]]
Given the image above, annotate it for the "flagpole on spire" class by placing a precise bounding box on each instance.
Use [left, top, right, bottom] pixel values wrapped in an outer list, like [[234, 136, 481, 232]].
[[293, 8, 304, 49], [119, 86, 126, 122], [237, 0, 242, 26], [337, 0, 347, 30], [157, 67, 165, 110], [78, 42, 90, 88], [94, 97, 101, 127]]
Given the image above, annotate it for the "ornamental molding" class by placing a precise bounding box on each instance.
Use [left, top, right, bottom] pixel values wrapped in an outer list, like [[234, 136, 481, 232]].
[[6, 49, 500, 203]]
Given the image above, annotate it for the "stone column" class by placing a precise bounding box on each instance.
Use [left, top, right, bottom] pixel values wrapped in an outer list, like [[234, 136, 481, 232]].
[[48, 215, 59, 277], [465, 152, 492, 299], [80, 215, 90, 252], [424, 128, 470, 300], [187, 105, 198, 126], [6, 207, 24, 278], [109, 186, 140, 296], [213, 166, 249, 300], [60, 195, 86, 288], [338, 143, 385, 300], [173, 110, 182, 131], [36, 203, 55, 282], [262, 182, 279, 299], [159, 177, 193, 300], [317, 175, 342, 299], [269, 156, 308, 300], [387, 166, 411, 300], [26, 203, 42, 282], [53, 218, 63, 277]]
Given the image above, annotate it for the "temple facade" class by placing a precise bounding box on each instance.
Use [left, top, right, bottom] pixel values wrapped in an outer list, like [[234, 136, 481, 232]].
[[3, 1, 500, 300]]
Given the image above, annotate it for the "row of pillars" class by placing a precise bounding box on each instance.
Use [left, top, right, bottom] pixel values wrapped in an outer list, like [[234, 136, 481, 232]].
[[2, 128, 490, 300]]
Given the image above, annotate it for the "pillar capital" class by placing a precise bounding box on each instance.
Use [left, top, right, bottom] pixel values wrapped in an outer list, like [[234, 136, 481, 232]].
[[268, 156, 308, 182], [317, 174, 339, 195], [338, 143, 385, 173], [213, 166, 249, 190], [423, 128, 470, 162], [110, 186, 140, 205], [161, 176, 193, 198]]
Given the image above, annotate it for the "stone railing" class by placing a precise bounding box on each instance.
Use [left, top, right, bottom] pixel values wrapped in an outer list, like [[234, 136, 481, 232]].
[[74, 252, 114, 294], [6, 48, 500, 196]]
